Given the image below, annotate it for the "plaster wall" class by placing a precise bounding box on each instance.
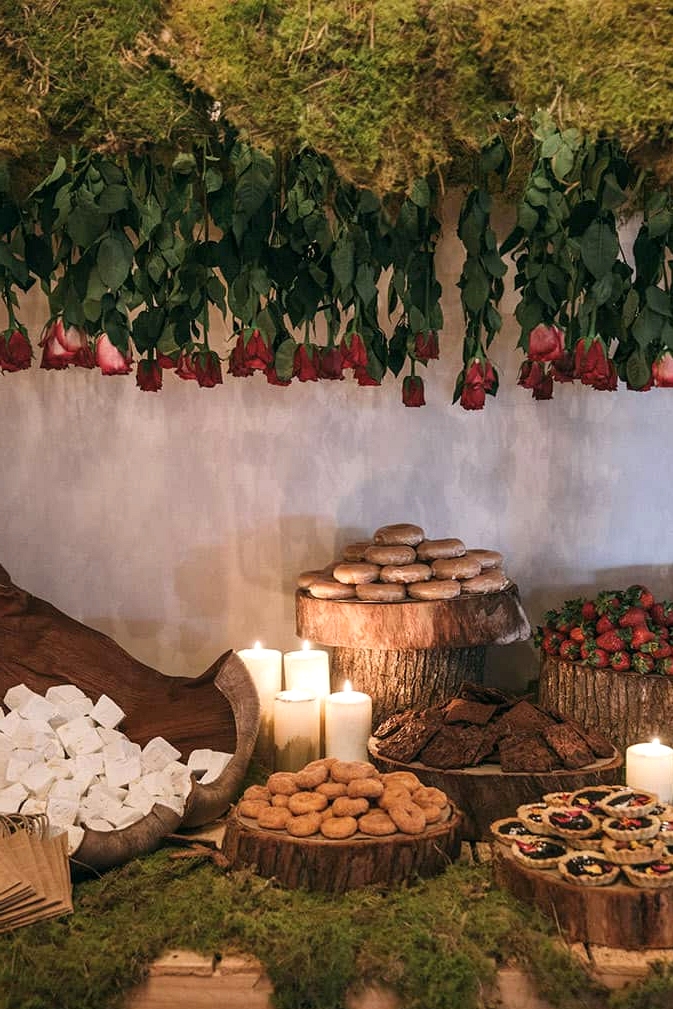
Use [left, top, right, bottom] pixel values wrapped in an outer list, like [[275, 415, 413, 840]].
[[1, 195, 671, 692]]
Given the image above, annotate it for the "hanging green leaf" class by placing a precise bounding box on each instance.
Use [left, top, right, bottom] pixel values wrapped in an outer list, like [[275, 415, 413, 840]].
[[580, 220, 619, 278], [97, 233, 134, 290]]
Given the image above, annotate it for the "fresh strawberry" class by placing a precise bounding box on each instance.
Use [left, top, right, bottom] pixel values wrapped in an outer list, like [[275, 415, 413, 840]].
[[631, 626, 656, 650], [595, 630, 626, 653], [618, 607, 649, 629], [559, 639, 581, 661], [596, 590, 624, 616], [570, 626, 586, 643], [632, 652, 655, 675], [595, 614, 618, 635], [658, 626, 670, 641], [585, 647, 610, 668], [640, 639, 672, 659], [656, 657, 673, 676], [541, 630, 565, 655], [581, 600, 598, 621], [651, 602, 673, 627], [610, 651, 631, 672], [626, 584, 655, 610]]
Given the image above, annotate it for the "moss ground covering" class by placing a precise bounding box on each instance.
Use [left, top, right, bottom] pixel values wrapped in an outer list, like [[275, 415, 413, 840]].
[[1, 845, 673, 1009]]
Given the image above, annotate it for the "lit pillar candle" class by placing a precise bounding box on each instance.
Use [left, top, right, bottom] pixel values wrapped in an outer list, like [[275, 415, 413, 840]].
[[273, 690, 320, 772], [625, 738, 673, 803], [237, 642, 283, 769], [324, 681, 373, 763], [284, 641, 331, 753]]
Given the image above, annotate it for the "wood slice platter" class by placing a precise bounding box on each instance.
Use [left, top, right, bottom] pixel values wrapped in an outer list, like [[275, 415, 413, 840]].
[[223, 804, 463, 893], [493, 845, 673, 950], [539, 654, 673, 752], [368, 737, 623, 841], [295, 582, 531, 650]]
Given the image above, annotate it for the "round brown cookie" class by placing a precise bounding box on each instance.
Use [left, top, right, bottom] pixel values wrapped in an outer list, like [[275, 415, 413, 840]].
[[356, 582, 408, 603], [243, 785, 271, 802], [287, 812, 322, 837], [421, 804, 443, 824], [378, 785, 413, 810], [295, 764, 329, 789], [347, 777, 385, 800], [271, 794, 290, 808], [416, 538, 466, 561], [308, 579, 357, 600], [257, 806, 292, 830], [359, 810, 398, 836], [431, 556, 482, 580], [333, 562, 381, 585], [465, 549, 503, 570], [316, 781, 348, 800], [331, 760, 378, 783], [383, 771, 422, 791], [288, 791, 329, 815], [380, 563, 432, 585], [320, 815, 359, 839], [412, 786, 448, 808], [297, 570, 329, 590], [407, 580, 461, 601], [332, 796, 370, 818], [267, 772, 299, 796], [388, 800, 427, 835], [239, 799, 271, 819], [342, 541, 371, 562], [460, 570, 509, 594], [305, 757, 338, 773], [373, 523, 425, 547], [363, 544, 417, 566]]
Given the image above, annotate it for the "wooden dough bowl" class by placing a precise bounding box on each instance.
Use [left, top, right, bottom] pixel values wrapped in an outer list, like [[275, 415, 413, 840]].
[[0, 563, 260, 872], [223, 805, 463, 893], [539, 654, 673, 752], [368, 737, 623, 841], [494, 846, 673, 950]]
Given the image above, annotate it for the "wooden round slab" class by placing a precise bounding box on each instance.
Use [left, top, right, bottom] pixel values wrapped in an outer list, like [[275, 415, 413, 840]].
[[539, 654, 673, 752], [296, 582, 531, 650], [368, 737, 623, 841], [493, 846, 673, 949], [223, 805, 463, 893]]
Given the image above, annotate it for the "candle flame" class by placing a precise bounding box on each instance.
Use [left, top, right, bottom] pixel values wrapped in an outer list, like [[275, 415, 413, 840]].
[[302, 639, 311, 651], [653, 737, 661, 746], [344, 680, 352, 693], [254, 640, 262, 651]]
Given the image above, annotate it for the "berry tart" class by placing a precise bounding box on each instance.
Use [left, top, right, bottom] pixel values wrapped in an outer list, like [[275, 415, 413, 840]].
[[540, 806, 601, 841], [557, 850, 620, 887], [602, 815, 661, 842], [569, 786, 619, 815], [598, 789, 659, 819], [516, 803, 550, 835], [511, 836, 567, 870], [601, 836, 666, 865], [490, 818, 537, 850], [622, 859, 673, 888], [542, 791, 575, 807]]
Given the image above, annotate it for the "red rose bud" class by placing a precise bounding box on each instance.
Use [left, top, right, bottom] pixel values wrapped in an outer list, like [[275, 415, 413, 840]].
[[40, 318, 73, 369], [293, 344, 319, 382], [413, 330, 439, 363], [591, 359, 617, 391], [532, 373, 554, 400], [574, 337, 611, 387], [136, 359, 163, 392], [227, 337, 254, 377], [354, 366, 381, 387], [176, 349, 198, 380], [402, 374, 425, 407], [0, 329, 32, 372], [242, 328, 274, 371], [459, 381, 486, 411], [528, 323, 565, 362], [157, 352, 178, 370], [550, 351, 575, 383], [652, 350, 673, 388], [464, 358, 485, 387], [517, 359, 544, 390], [340, 331, 368, 370], [317, 345, 344, 380], [265, 365, 291, 386], [193, 350, 223, 388], [95, 333, 133, 375]]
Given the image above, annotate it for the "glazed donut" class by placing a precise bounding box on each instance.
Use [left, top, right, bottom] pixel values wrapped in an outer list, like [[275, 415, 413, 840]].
[[243, 785, 271, 802], [347, 777, 385, 800], [379, 563, 432, 585], [271, 794, 290, 808], [286, 812, 322, 837], [331, 796, 370, 818], [316, 781, 348, 799], [363, 544, 417, 566], [378, 785, 412, 810], [465, 549, 504, 570], [460, 570, 508, 594], [239, 798, 271, 819], [387, 800, 427, 835], [331, 760, 378, 784], [355, 582, 407, 603], [288, 790, 329, 815], [342, 541, 372, 562], [358, 810, 398, 836], [333, 562, 381, 585], [373, 523, 425, 547], [383, 771, 422, 791], [295, 764, 329, 789], [415, 538, 466, 561], [431, 556, 482, 580], [320, 815, 359, 839], [308, 579, 357, 600], [257, 806, 292, 830], [267, 772, 299, 796], [407, 580, 461, 601]]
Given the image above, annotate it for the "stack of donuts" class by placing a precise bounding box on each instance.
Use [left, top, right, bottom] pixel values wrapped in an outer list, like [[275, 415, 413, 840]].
[[237, 757, 453, 840], [297, 522, 508, 602]]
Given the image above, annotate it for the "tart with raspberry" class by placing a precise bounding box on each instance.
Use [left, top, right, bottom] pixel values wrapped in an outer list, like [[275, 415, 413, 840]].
[[557, 850, 620, 887], [540, 806, 601, 840], [569, 786, 619, 815], [622, 858, 673, 888], [490, 818, 537, 850], [602, 815, 660, 842], [601, 836, 666, 865], [516, 803, 550, 836], [598, 789, 659, 819], [511, 836, 567, 870]]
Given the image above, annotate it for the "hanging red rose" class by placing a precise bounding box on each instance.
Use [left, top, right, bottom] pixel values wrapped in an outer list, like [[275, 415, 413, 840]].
[[413, 330, 439, 363], [95, 334, 133, 375], [574, 338, 613, 389], [354, 367, 381, 387], [293, 344, 319, 382], [136, 359, 162, 392], [317, 346, 344, 380], [157, 352, 178, 370], [532, 373, 554, 400], [0, 329, 32, 372], [227, 337, 254, 377], [265, 365, 291, 387], [231, 328, 274, 372], [39, 319, 74, 369], [551, 351, 575, 383], [460, 381, 486, 411], [517, 359, 544, 390], [402, 374, 425, 407], [652, 351, 673, 388], [193, 350, 223, 388], [340, 331, 368, 370], [528, 323, 565, 362]]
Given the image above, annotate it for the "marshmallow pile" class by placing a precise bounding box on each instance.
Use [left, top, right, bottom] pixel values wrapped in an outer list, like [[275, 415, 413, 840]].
[[0, 683, 234, 855]]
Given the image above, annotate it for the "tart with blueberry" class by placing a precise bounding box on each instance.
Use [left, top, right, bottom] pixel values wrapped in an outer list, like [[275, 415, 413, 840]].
[[569, 786, 619, 815], [511, 836, 567, 870], [557, 850, 620, 887], [540, 806, 601, 840], [601, 836, 665, 865], [622, 858, 673, 888], [516, 803, 551, 836], [490, 818, 537, 850], [598, 789, 659, 819], [602, 814, 660, 842]]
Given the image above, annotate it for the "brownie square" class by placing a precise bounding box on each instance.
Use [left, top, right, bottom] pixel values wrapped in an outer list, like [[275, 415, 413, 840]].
[[472, 720, 504, 765], [499, 731, 561, 773], [376, 710, 443, 763], [455, 681, 512, 707], [543, 722, 596, 770], [563, 719, 615, 759], [498, 700, 557, 735], [418, 724, 484, 769], [372, 710, 414, 740], [443, 698, 497, 726]]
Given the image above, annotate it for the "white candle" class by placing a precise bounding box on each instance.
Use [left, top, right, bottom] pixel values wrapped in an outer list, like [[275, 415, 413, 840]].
[[273, 690, 320, 772], [237, 642, 283, 768], [324, 680, 373, 763], [283, 641, 331, 697], [625, 738, 673, 803]]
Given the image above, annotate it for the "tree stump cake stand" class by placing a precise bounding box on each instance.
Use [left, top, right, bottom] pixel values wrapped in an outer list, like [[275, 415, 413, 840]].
[[296, 582, 531, 723]]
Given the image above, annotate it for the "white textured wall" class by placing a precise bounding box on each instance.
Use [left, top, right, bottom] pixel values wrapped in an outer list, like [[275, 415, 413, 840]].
[[1, 195, 672, 691]]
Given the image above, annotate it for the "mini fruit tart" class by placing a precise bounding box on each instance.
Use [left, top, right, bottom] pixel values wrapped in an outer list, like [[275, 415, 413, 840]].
[[601, 836, 666, 865], [602, 815, 660, 842], [622, 858, 673, 888], [565, 833, 604, 852], [516, 803, 551, 836], [542, 791, 575, 807], [569, 786, 619, 815], [490, 818, 537, 849], [557, 850, 620, 887], [657, 812, 673, 848], [598, 789, 659, 818], [540, 806, 601, 840], [511, 836, 567, 869]]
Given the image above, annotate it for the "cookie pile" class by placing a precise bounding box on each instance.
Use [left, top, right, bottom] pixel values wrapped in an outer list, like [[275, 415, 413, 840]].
[[297, 522, 508, 602], [237, 757, 453, 840], [491, 785, 673, 888]]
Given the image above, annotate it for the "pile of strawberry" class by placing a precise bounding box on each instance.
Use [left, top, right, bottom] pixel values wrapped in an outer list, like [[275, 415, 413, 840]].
[[535, 585, 673, 675]]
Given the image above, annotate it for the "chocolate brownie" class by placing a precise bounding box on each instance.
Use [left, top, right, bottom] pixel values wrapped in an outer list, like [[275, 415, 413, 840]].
[[543, 722, 596, 770], [376, 710, 443, 763], [372, 710, 414, 739], [443, 698, 497, 726], [563, 719, 614, 759], [419, 724, 483, 769], [498, 700, 557, 735], [472, 719, 504, 765], [499, 731, 561, 773], [455, 681, 512, 708]]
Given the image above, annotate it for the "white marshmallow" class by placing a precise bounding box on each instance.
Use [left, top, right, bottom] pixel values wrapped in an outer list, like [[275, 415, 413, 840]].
[[0, 782, 29, 813], [139, 771, 173, 797], [5, 756, 32, 784], [124, 783, 156, 816], [0, 710, 23, 736], [103, 753, 142, 789], [19, 693, 60, 724], [21, 796, 48, 815], [163, 760, 193, 797], [3, 684, 37, 711], [156, 793, 185, 816], [46, 756, 73, 779], [107, 804, 144, 829], [50, 777, 84, 802], [141, 737, 181, 773], [22, 762, 56, 797], [84, 818, 113, 832], [200, 751, 234, 785], [66, 824, 85, 854], [45, 684, 89, 705], [90, 694, 125, 730], [187, 748, 213, 776]]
